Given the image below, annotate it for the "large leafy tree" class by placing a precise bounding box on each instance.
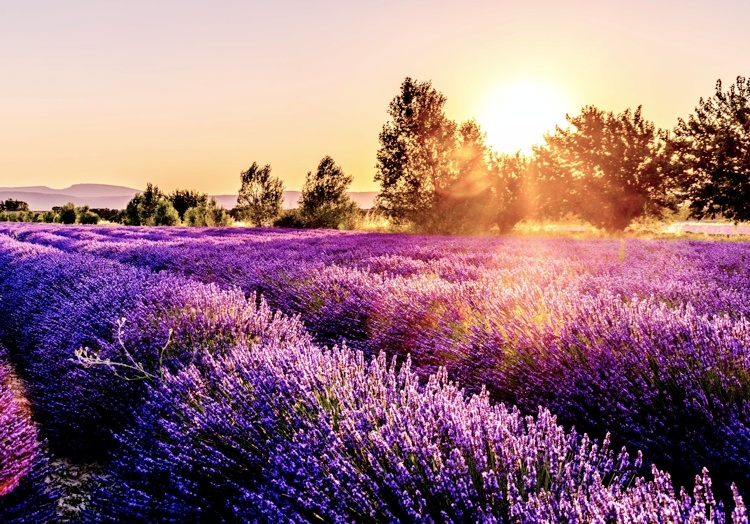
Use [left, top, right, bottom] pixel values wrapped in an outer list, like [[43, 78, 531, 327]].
[[670, 76, 750, 221], [534, 105, 671, 231], [298, 156, 359, 229], [375, 77, 530, 234], [237, 162, 284, 227], [374, 77, 457, 227]]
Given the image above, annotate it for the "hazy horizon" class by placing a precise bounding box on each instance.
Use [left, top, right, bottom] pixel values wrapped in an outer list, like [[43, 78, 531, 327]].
[[3, 0, 748, 194]]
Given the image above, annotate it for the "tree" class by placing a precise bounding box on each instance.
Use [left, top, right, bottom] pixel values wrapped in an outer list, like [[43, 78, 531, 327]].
[[533, 105, 671, 231], [168, 189, 208, 221], [153, 200, 180, 226], [374, 78, 527, 235], [57, 202, 77, 224], [1, 199, 29, 212], [298, 156, 359, 229], [76, 205, 100, 225], [374, 77, 457, 227], [491, 151, 529, 233], [184, 198, 233, 227], [125, 183, 166, 226], [237, 163, 284, 227], [670, 76, 750, 221], [90, 208, 122, 223]]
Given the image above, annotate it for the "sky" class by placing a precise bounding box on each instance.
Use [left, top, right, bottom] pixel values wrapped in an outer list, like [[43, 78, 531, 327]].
[[2, 0, 749, 194]]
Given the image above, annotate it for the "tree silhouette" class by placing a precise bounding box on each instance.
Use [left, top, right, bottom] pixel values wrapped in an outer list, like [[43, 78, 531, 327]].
[[1, 199, 29, 212], [375, 77, 457, 227], [169, 189, 208, 221], [670, 76, 750, 222], [57, 202, 77, 224], [492, 151, 528, 233], [237, 163, 284, 227], [299, 156, 359, 229], [374, 77, 533, 234], [534, 105, 671, 231]]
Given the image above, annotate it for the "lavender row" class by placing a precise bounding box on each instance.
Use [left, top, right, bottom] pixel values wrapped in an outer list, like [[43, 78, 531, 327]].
[[4, 224, 750, 499], [0, 235, 299, 460], [0, 234, 745, 521], [87, 345, 746, 522], [5, 224, 750, 321], [0, 347, 57, 522]]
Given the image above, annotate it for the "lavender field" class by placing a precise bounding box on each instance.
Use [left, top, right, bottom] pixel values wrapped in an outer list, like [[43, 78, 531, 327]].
[[1, 223, 749, 522]]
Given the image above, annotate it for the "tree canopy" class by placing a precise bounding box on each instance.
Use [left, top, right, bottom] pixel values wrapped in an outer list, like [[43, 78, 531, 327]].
[[670, 76, 750, 222], [184, 198, 233, 227], [153, 200, 180, 226], [374, 77, 526, 234], [298, 156, 359, 229], [237, 163, 285, 227], [169, 189, 208, 221], [533, 105, 671, 231], [0, 199, 29, 212], [125, 183, 166, 226], [375, 77, 457, 227], [427, 120, 498, 234]]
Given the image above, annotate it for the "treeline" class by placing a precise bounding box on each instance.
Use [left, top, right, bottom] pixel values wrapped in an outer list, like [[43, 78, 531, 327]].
[[121, 185, 233, 226], [5, 75, 748, 233], [0, 202, 106, 225], [371, 75, 750, 233]]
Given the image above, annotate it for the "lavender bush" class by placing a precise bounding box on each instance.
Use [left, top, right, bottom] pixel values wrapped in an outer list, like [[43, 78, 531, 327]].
[[89, 334, 747, 522], [0, 237, 155, 458], [2, 224, 750, 516], [0, 235, 309, 461], [0, 348, 57, 523]]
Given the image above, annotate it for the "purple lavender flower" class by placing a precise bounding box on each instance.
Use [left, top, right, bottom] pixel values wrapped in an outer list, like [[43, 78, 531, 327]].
[[0, 348, 57, 523]]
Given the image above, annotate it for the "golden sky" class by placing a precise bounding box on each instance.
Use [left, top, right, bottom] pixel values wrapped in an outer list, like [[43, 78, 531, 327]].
[[2, 0, 748, 194]]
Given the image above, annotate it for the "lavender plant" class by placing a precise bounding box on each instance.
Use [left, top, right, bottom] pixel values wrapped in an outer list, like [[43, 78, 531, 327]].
[[88, 338, 747, 522], [0, 349, 57, 523], [3, 224, 750, 509]]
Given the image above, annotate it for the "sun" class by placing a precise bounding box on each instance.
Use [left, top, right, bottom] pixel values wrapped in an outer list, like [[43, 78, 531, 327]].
[[476, 81, 571, 154]]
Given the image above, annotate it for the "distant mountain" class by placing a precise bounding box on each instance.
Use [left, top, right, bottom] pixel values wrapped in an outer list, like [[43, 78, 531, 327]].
[[0, 184, 378, 211], [60, 184, 141, 197], [0, 185, 69, 195], [0, 191, 135, 211]]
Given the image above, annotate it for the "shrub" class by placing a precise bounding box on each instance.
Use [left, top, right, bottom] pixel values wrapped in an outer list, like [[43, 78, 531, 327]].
[[57, 202, 77, 224], [153, 200, 180, 226], [183, 199, 232, 227], [272, 208, 305, 228], [77, 206, 101, 225]]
